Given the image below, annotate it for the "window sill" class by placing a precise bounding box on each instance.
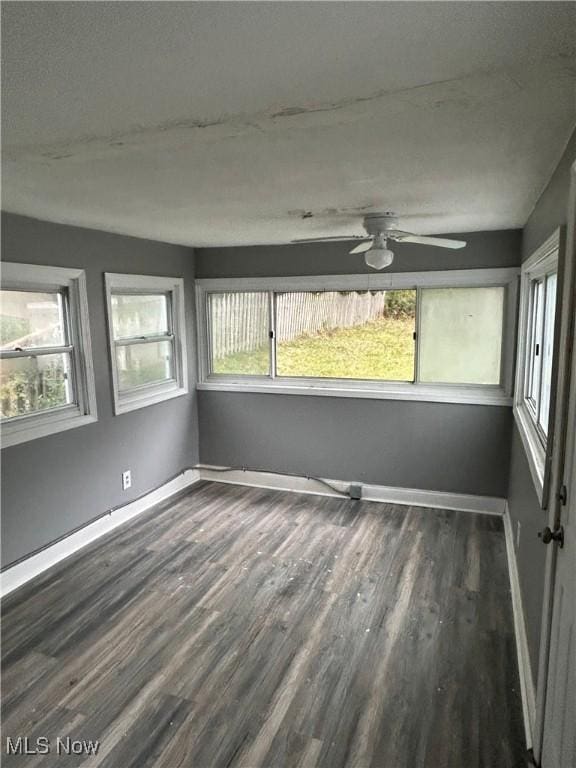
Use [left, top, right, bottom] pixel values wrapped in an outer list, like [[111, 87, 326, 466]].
[[513, 402, 546, 505], [114, 383, 189, 415], [197, 379, 513, 407], [1, 408, 97, 449]]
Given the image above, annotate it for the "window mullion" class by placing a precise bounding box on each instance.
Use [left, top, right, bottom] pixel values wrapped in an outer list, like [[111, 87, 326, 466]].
[[114, 333, 174, 347], [414, 287, 421, 384], [525, 278, 543, 411], [523, 281, 534, 400], [170, 334, 177, 381], [535, 279, 547, 422], [0, 345, 73, 359], [60, 288, 79, 409], [165, 291, 174, 336], [269, 290, 277, 379], [206, 293, 214, 377], [60, 288, 73, 347]]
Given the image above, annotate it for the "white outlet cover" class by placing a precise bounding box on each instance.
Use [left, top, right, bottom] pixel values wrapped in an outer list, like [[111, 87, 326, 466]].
[[122, 470, 132, 490]]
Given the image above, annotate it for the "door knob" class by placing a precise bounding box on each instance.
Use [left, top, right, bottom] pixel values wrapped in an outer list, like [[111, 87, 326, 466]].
[[538, 526, 564, 548]]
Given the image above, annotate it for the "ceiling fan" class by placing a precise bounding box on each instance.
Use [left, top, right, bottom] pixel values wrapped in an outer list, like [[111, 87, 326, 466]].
[[292, 213, 467, 270]]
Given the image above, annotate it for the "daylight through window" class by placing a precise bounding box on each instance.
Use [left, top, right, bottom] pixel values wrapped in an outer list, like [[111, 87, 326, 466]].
[[275, 290, 415, 381], [209, 292, 270, 376], [111, 293, 174, 391], [513, 232, 560, 503], [523, 271, 557, 438], [105, 274, 188, 414], [0, 289, 73, 419], [202, 278, 512, 393], [0, 263, 97, 448], [419, 287, 504, 385]]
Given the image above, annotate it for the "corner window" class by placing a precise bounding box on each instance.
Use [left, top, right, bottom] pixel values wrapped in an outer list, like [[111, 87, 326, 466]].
[[105, 274, 188, 414], [514, 232, 559, 503], [0, 263, 97, 447], [196, 269, 518, 406]]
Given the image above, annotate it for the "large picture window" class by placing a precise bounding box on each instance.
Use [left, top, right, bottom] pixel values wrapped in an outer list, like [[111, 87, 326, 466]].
[[208, 289, 416, 381], [514, 231, 560, 503], [105, 274, 188, 414], [275, 290, 416, 381], [0, 263, 97, 447], [197, 269, 518, 406]]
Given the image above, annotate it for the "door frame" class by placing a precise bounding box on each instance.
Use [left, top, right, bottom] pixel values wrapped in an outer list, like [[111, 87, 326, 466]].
[[533, 162, 576, 764]]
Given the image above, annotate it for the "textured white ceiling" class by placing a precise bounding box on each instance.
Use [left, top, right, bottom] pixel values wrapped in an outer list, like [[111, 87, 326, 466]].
[[2, 2, 575, 246]]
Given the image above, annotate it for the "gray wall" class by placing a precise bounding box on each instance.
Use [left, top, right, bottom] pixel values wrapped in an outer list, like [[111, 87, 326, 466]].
[[1, 213, 198, 567], [523, 130, 576, 258], [196, 228, 521, 498], [199, 392, 513, 496], [196, 229, 521, 278], [507, 128, 576, 681]]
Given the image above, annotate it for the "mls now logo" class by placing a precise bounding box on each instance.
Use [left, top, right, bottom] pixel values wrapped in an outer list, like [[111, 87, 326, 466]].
[[6, 738, 50, 755], [6, 737, 99, 756]]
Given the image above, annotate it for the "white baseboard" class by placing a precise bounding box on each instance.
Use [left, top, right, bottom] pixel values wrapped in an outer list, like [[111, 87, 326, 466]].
[[1, 465, 506, 598], [198, 465, 507, 515], [503, 503, 536, 750], [0, 469, 201, 598]]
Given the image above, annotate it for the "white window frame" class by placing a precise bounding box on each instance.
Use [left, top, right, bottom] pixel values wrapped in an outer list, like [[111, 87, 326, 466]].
[[195, 268, 518, 407], [514, 230, 560, 504], [105, 273, 188, 415], [1, 263, 97, 448]]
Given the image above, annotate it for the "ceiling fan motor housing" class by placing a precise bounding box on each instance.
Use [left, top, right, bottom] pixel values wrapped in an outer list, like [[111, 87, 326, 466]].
[[363, 213, 398, 236]]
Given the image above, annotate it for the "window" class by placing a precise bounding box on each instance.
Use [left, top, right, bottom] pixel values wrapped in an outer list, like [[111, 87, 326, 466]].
[[207, 289, 416, 381], [275, 290, 416, 381], [0, 263, 97, 447], [105, 274, 188, 414], [419, 287, 504, 385], [514, 231, 560, 503], [525, 273, 557, 436], [208, 292, 270, 376], [196, 268, 518, 406]]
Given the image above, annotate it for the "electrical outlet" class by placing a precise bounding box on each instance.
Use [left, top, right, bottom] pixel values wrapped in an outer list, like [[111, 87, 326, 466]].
[[122, 470, 132, 491], [516, 520, 521, 550]]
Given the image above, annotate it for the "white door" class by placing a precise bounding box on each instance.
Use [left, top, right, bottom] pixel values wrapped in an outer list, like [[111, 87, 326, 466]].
[[541, 360, 576, 767], [540, 166, 576, 768]]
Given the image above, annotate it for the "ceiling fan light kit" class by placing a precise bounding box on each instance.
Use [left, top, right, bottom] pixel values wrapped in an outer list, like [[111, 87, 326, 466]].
[[364, 247, 395, 270], [364, 232, 395, 270], [292, 212, 467, 271]]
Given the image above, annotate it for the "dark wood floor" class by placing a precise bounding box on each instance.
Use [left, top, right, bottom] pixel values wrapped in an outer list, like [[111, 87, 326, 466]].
[[2, 481, 527, 768]]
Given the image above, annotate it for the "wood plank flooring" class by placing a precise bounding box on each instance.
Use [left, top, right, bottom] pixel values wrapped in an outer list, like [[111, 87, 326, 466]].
[[1, 481, 527, 767]]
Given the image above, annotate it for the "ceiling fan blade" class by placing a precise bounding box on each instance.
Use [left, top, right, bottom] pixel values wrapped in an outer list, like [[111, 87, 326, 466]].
[[291, 235, 365, 244], [388, 231, 466, 249], [349, 240, 374, 255]]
